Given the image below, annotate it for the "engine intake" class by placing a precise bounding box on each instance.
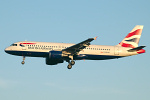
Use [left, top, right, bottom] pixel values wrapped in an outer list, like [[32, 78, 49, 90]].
[[46, 51, 64, 65], [49, 51, 62, 59]]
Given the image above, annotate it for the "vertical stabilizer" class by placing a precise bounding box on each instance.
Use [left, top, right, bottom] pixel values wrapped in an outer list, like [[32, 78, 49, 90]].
[[117, 25, 144, 48]]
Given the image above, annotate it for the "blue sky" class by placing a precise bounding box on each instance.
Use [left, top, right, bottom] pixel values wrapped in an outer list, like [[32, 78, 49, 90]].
[[0, 0, 150, 100]]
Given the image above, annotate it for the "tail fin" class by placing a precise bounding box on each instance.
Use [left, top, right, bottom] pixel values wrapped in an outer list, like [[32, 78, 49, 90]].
[[117, 25, 144, 48]]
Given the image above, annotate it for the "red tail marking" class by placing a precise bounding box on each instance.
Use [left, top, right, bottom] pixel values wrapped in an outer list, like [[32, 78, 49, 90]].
[[137, 49, 145, 54], [125, 29, 142, 38], [119, 43, 135, 48]]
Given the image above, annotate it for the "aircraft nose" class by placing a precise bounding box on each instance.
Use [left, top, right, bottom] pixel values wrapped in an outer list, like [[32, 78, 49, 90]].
[[4, 47, 10, 53], [5, 48, 8, 53]]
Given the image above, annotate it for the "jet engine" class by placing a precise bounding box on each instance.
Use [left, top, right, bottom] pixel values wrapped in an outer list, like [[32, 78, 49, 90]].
[[46, 51, 64, 65]]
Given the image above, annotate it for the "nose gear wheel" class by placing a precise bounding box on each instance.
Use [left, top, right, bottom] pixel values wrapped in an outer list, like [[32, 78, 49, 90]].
[[21, 56, 25, 65]]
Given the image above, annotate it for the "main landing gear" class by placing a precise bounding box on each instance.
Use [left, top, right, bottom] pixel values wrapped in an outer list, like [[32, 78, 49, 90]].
[[67, 60, 75, 69], [67, 56, 75, 69], [21, 56, 25, 65]]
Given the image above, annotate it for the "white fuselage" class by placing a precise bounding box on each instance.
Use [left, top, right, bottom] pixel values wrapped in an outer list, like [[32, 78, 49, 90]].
[[5, 41, 138, 60]]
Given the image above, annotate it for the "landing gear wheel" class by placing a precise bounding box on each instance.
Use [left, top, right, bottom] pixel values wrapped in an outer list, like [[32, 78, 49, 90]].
[[71, 60, 75, 65], [21, 61, 25, 65], [21, 56, 25, 65], [67, 64, 72, 69]]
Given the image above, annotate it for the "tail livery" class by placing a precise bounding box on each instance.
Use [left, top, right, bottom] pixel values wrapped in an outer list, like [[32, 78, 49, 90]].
[[117, 25, 145, 54], [118, 25, 143, 48]]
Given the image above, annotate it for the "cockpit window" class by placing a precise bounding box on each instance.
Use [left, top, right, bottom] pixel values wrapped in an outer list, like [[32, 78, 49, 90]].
[[11, 44, 17, 46]]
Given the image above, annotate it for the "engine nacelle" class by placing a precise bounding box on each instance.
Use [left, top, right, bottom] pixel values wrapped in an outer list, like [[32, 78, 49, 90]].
[[46, 58, 64, 65], [49, 51, 62, 59], [46, 51, 64, 65]]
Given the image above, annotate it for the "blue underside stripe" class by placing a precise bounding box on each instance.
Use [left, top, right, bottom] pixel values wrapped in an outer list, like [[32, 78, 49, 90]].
[[5, 51, 123, 60]]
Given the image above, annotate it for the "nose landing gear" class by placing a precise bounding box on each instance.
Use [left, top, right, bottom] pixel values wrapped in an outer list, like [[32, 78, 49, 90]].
[[21, 56, 25, 65]]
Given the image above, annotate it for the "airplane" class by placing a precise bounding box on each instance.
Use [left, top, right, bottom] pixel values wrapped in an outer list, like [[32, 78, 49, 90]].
[[5, 25, 146, 69]]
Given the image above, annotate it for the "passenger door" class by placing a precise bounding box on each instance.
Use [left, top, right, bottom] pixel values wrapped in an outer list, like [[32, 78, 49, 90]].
[[20, 42, 27, 50], [114, 46, 119, 55], [22, 45, 27, 50]]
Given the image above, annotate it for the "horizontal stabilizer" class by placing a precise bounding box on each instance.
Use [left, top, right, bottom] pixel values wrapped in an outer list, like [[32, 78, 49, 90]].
[[128, 46, 146, 52]]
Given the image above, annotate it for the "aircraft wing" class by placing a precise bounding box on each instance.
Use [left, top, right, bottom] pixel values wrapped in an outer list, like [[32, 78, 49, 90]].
[[62, 37, 97, 55]]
